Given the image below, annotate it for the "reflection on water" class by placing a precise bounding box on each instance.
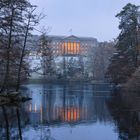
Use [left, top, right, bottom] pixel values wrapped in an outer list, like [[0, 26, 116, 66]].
[[0, 83, 118, 140], [25, 84, 112, 125], [108, 92, 140, 140]]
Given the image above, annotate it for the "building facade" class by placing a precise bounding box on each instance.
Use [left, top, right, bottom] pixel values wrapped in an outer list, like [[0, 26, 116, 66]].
[[28, 35, 99, 80], [47, 35, 98, 56]]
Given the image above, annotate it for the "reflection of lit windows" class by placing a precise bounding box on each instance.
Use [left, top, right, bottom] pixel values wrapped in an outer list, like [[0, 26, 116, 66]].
[[63, 107, 80, 122]]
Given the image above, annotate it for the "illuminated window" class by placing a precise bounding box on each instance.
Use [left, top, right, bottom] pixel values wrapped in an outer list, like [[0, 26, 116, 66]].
[[77, 43, 80, 53], [74, 42, 77, 54], [61, 42, 81, 55], [68, 42, 71, 53], [65, 42, 68, 54], [71, 42, 74, 54]]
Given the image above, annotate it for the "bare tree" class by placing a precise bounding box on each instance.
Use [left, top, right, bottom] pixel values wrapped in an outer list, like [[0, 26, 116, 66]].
[[16, 5, 43, 91], [0, 0, 30, 92], [39, 31, 56, 79], [0, 0, 44, 92], [87, 42, 115, 81]]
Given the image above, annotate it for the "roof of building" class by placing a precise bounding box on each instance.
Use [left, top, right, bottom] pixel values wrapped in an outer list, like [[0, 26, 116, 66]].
[[47, 35, 98, 42]]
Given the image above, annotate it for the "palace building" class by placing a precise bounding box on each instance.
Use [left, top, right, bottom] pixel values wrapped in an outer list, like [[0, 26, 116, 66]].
[[29, 35, 99, 79], [45, 35, 98, 56]]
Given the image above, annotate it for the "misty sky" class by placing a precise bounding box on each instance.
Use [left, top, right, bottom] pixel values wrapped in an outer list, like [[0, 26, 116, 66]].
[[30, 0, 140, 42]]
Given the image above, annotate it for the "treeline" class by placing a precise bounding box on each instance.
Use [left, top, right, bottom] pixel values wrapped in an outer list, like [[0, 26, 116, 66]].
[[106, 3, 140, 85], [0, 0, 42, 92]]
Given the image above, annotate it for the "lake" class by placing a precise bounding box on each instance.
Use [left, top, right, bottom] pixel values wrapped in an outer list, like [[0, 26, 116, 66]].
[[0, 83, 139, 140]]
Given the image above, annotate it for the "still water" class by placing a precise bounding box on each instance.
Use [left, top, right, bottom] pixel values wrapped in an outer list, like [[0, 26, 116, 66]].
[[0, 83, 139, 140]]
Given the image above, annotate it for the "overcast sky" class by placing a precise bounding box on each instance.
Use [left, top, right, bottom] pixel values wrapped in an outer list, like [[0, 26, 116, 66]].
[[30, 0, 140, 42]]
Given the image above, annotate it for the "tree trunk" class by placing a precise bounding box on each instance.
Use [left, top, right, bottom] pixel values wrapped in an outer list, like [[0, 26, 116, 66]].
[[16, 17, 30, 92], [2, 106, 10, 140], [16, 108, 23, 140], [0, 8, 14, 93]]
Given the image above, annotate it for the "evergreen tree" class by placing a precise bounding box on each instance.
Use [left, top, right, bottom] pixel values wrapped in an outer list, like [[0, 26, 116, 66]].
[[116, 3, 140, 66], [107, 3, 140, 84]]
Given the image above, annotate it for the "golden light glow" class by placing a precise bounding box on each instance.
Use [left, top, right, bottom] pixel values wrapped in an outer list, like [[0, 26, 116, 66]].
[[71, 43, 74, 54], [61, 42, 80, 55], [40, 105, 43, 122], [73, 42, 77, 54], [68, 42, 71, 53], [34, 104, 37, 113], [77, 43, 80, 53], [62, 107, 80, 122]]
